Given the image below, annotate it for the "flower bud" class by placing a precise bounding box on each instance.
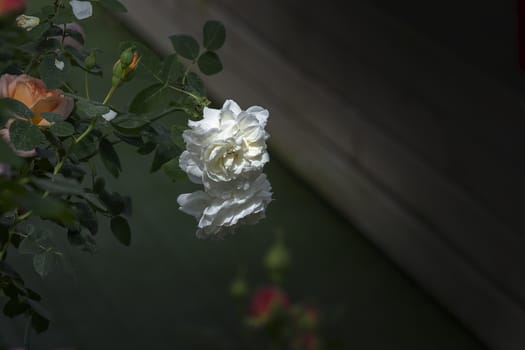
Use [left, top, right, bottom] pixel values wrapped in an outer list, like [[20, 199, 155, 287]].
[[264, 235, 291, 283], [15, 14, 39, 31], [120, 46, 135, 67], [112, 48, 139, 86], [84, 52, 96, 70], [230, 275, 248, 301]]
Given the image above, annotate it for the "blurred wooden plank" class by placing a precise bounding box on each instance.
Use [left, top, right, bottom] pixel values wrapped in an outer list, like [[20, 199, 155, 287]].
[[119, 1, 525, 349]]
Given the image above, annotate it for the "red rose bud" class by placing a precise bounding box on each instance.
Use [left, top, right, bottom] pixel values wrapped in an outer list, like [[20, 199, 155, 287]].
[[249, 287, 289, 324], [0, 0, 25, 16]]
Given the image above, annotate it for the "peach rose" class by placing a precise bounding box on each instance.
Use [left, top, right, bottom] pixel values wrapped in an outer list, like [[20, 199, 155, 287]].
[[0, 73, 73, 126], [0, 74, 74, 157]]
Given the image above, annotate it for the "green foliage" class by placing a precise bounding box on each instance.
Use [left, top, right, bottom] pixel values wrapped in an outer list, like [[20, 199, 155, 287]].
[[170, 35, 200, 60], [0, 98, 34, 123], [198, 51, 223, 75], [0, 6, 227, 337], [203, 20, 226, 51], [9, 120, 44, 151], [110, 216, 131, 246], [99, 138, 122, 178]]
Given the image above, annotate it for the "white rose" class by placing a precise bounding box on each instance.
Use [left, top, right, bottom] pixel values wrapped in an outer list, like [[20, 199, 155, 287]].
[[179, 99, 269, 190], [177, 173, 273, 238]]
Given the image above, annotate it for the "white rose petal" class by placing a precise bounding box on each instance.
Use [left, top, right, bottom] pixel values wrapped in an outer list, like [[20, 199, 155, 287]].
[[178, 173, 273, 238], [102, 110, 117, 122], [70, 0, 93, 20], [54, 59, 65, 71], [179, 99, 270, 187]]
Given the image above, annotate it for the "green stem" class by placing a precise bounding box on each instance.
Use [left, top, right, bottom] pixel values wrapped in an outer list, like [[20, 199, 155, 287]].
[[149, 106, 184, 123], [84, 71, 90, 99], [167, 84, 202, 103], [102, 85, 118, 105], [23, 313, 32, 350], [181, 60, 196, 85], [75, 84, 117, 145]]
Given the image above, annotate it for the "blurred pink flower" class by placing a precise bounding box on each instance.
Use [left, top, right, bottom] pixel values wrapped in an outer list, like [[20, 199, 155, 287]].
[[249, 287, 289, 322], [0, 0, 25, 16], [0, 162, 10, 176]]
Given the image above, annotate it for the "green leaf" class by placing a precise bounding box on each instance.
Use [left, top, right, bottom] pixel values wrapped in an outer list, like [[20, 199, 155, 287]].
[[170, 35, 200, 60], [197, 51, 223, 75], [74, 201, 98, 235], [64, 28, 85, 46], [9, 120, 44, 151], [39, 55, 68, 89], [171, 124, 186, 149], [33, 251, 59, 278], [99, 138, 121, 178], [151, 143, 180, 173], [99, 191, 128, 216], [93, 177, 105, 194], [0, 98, 33, 123], [110, 114, 150, 135], [203, 20, 226, 51], [98, 0, 127, 12], [129, 84, 172, 114], [71, 134, 98, 160], [49, 121, 75, 137], [186, 72, 206, 96], [28, 300, 50, 333], [16, 195, 76, 224], [137, 142, 156, 155], [19, 233, 43, 255], [31, 174, 83, 195], [0, 140, 22, 167], [41, 112, 67, 123], [3, 299, 29, 317], [158, 54, 184, 83], [110, 216, 131, 246], [67, 230, 96, 253], [162, 158, 185, 182], [75, 98, 110, 118]]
